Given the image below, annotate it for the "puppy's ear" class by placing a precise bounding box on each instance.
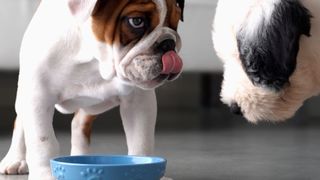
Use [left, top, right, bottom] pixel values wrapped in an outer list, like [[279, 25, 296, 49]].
[[68, 0, 98, 21], [237, 0, 311, 90], [176, 0, 185, 21]]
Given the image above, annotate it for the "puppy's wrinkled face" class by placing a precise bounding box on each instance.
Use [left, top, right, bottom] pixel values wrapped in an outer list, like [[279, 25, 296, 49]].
[[213, 0, 313, 123], [91, 0, 184, 89]]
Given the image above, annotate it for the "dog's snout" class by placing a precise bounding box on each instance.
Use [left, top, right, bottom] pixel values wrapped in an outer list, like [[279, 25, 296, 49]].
[[230, 102, 243, 116], [158, 39, 176, 52]]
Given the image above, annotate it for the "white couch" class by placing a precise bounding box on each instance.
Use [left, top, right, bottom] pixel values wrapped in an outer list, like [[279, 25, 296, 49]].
[[0, 0, 222, 72]]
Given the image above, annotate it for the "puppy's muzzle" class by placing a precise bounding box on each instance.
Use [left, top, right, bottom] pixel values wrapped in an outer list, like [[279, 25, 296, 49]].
[[117, 27, 183, 86], [155, 39, 183, 81]]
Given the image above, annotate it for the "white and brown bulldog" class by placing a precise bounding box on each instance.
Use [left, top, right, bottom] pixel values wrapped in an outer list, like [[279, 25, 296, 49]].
[[0, 0, 184, 179], [213, 0, 320, 123]]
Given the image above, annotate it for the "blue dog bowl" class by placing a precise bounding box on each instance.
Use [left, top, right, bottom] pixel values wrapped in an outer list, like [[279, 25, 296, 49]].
[[50, 155, 166, 180]]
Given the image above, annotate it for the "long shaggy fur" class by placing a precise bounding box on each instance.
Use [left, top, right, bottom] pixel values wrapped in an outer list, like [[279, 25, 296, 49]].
[[213, 0, 320, 122]]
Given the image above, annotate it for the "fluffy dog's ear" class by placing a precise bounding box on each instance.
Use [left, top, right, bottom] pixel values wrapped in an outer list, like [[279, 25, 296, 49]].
[[176, 0, 185, 21], [68, 0, 98, 21], [237, 0, 312, 91]]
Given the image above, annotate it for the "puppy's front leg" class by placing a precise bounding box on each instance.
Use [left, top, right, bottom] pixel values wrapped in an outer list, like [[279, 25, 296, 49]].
[[71, 110, 97, 155], [16, 89, 59, 180], [120, 88, 157, 156], [120, 89, 172, 180]]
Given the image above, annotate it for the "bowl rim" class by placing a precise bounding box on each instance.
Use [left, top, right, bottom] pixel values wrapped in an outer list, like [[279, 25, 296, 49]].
[[50, 154, 167, 167]]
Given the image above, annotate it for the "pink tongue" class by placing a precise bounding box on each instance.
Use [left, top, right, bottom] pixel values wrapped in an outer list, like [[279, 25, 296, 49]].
[[161, 51, 183, 74]]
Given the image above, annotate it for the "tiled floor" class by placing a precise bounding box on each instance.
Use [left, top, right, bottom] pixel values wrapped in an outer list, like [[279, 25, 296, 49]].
[[0, 127, 319, 180]]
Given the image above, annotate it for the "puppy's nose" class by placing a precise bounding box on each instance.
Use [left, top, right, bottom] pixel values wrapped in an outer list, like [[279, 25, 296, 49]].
[[158, 39, 176, 52], [230, 102, 243, 115]]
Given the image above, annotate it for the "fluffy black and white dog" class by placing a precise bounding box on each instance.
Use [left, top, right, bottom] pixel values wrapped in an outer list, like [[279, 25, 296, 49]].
[[212, 0, 320, 122]]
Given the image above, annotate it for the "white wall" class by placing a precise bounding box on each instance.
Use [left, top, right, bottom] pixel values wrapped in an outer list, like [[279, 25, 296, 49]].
[[0, 0, 222, 72], [0, 0, 39, 70], [179, 0, 222, 72]]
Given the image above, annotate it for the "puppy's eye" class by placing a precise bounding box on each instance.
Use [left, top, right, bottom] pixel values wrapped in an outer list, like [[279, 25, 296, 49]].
[[128, 17, 145, 29]]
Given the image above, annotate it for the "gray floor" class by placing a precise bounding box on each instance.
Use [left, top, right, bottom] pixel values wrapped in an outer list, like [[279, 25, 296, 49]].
[[0, 127, 319, 180]]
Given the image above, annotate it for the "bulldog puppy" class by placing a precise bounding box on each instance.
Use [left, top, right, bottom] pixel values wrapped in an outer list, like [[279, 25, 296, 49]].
[[212, 0, 320, 122], [0, 0, 184, 179]]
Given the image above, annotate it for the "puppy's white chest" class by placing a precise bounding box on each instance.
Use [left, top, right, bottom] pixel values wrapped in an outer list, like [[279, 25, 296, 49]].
[[56, 96, 101, 113], [55, 78, 129, 114]]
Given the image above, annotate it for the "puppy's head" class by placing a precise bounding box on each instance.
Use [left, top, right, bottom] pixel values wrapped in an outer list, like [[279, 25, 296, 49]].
[[68, 0, 184, 89], [213, 0, 313, 123]]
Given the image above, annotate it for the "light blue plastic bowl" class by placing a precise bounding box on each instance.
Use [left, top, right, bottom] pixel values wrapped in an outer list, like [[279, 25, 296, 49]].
[[50, 155, 167, 180]]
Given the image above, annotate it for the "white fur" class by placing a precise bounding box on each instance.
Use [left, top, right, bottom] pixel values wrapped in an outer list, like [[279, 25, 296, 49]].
[[238, 0, 280, 38], [0, 0, 180, 179]]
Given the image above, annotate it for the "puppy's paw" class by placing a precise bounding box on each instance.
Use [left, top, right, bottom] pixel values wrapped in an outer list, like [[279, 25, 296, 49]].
[[0, 156, 28, 175], [161, 177, 173, 180]]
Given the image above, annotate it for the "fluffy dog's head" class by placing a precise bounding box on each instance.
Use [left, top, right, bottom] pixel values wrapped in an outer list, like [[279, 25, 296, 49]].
[[68, 0, 184, 89], [213, 0, 320, 123]]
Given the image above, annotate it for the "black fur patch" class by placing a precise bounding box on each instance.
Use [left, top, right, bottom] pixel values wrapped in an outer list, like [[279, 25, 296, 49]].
[[237, 0, 312, 91]]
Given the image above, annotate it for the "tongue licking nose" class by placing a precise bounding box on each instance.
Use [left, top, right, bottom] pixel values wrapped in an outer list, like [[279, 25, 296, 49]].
[[161, 51, 183, 74]]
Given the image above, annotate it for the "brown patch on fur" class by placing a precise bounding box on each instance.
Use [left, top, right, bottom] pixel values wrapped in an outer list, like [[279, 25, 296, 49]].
[[73, 111, 97, 144], [92, 0, 159, 46], [118, 2, 159, 46], [91, 0, 128, 44], [82, 115, 96, 144], [165, 0, 183, 30], [91, 0, 182, 45]]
